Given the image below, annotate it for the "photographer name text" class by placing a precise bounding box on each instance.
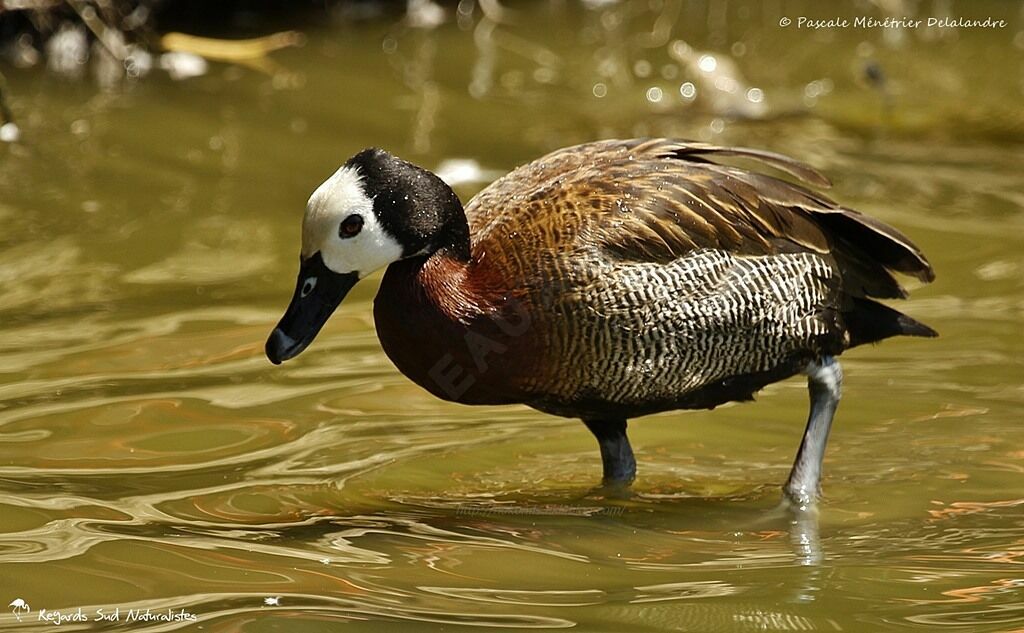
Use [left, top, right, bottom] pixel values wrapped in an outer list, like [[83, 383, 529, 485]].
[[780, 16, 1007, 30]]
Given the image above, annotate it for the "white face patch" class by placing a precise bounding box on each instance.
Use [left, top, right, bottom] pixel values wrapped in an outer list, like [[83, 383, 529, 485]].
[[301, 165, 404, 278]]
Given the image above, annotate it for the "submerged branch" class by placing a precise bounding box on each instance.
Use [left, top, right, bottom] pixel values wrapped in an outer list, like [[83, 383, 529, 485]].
[[64, 0, 128, 61], [0, 72, 13, 125]]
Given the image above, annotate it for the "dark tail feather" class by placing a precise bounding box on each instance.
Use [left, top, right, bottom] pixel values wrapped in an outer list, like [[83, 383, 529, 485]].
[[815, 210, 935, 283], [845, 298, 938, 347]]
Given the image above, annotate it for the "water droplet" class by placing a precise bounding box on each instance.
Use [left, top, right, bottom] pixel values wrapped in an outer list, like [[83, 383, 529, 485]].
[[670, 40, 691, 59], [533, 67, 557, 84], [645, 86, 664, 103], [804, 80, 823, 98], [70, 119, 90, 137], [714, 76, 738, 93], [697, 54, 717, 73], [641, 358, 655, 375], [592, 82, 607, 98], [0, 122, 20, 143], [679, 82, 696, 99]]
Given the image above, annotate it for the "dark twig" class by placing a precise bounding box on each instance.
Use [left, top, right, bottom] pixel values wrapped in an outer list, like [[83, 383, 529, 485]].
[[64, 0, 127, 61], [0, 71, 15, 126]]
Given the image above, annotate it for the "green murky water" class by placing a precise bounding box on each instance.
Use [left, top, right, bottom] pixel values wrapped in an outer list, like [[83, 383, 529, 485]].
[[2, 1, 1023, 630]]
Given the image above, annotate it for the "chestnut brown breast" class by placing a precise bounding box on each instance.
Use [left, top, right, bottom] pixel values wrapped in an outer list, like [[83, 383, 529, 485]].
[[373, 251, 544, 406]]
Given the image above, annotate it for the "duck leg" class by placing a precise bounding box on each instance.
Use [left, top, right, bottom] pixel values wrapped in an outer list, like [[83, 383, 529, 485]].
[[583, 418, 636, 484], [784, 356, 843, 506]]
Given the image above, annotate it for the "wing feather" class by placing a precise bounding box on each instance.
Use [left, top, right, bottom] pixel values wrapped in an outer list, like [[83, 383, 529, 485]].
[[465, 139, 934, 301]]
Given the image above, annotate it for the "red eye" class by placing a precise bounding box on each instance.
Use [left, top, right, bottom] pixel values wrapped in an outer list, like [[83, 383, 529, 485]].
[[339, 214, 364, 238]]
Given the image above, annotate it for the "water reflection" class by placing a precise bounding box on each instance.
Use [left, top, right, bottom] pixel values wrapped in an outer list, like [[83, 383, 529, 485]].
[[0, 486, 843, 630]]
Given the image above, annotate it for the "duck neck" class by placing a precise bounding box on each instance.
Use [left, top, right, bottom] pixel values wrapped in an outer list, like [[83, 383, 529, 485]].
[[434, 204, 472, 263], [382, 247, 482, 323]]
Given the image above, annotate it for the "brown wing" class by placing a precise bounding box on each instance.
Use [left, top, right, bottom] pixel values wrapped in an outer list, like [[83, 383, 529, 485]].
[[465, 138, 934, 300]]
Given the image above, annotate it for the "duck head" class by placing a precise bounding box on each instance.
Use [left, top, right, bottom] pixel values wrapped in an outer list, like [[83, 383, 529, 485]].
[[266, 148, 469, 364]]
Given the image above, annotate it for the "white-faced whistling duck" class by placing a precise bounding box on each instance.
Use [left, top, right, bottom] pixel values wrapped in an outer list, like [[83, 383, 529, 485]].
[[266, 139, 936, 505]]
